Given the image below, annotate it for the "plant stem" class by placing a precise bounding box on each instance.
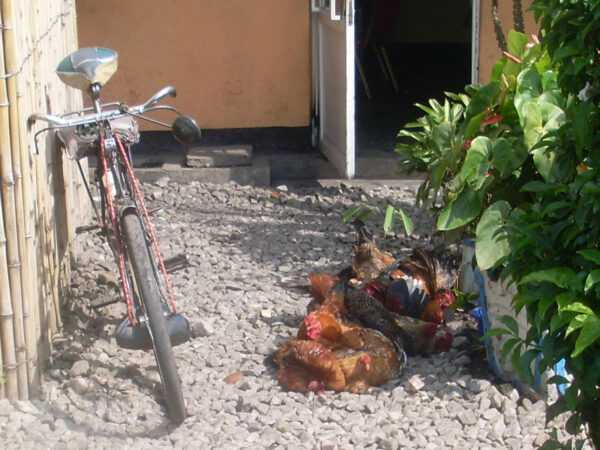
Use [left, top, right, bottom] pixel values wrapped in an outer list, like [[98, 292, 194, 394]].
[[492, 0, 508, 52], [513, 0, 525, 32]]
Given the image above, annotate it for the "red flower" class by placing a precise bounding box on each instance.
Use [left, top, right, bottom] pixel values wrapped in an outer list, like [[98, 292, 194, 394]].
[[577, 163, 589, 175], [463, 139, 472, 149], [503, 51, 522, 64], [482, 114, 502, 125]]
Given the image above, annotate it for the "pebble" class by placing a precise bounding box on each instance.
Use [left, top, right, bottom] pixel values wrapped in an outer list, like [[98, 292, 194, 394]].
[[1, 180, 591, 449]]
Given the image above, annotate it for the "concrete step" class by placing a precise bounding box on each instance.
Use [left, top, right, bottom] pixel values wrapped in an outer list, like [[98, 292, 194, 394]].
[[186, 145, 253, 168], [134, 154, 270, 186], [127, 146, 414, 186]]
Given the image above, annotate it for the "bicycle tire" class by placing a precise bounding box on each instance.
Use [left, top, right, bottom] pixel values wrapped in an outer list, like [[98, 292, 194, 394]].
[[121, 211, 186, 425]]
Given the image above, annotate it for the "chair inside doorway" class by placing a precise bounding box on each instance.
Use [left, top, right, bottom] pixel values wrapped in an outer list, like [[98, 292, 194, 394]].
[[356, 0, 401, 100]]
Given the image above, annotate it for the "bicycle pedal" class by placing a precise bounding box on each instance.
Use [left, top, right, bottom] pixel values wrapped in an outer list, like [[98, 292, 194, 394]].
[[115, 314, 191, 350], [90, 298, 119, 309], [76, 224, 101, 234], [148, 206, 165, 215], [164, 254, 189, 273]]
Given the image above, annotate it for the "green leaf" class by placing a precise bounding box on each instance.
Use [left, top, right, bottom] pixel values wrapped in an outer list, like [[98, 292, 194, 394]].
[[584, 270, 600, 293], [560, 301, 594, 316], [519, 268, 575, 289], [514, 348, 538, 386], [550, 309, 576, 333], [475, 201, 511, 270], [515, 68, 542, 121], [383, 206, 395, 236], [491, 138, 523, 178], [481, 327, 513, 339], [564, 384, 579, 411], [507, 29, 530, 61], [464, 110, 486, 139], [566, 314, 587, 337], [546, 374, 570, 387], [356, 209, 374, 224], [431, 121, 454, 156], [553, 45, 580, 63], [501, 337, 521, 361], [520, 181, 556, 193], [465, 81, 501, 118], [578, 249, 600, 265], [542, 201, 570, 215], [499, 314, 520, 336], [572, 316, 600, 357], [396, 208, 414, 236], [461, 137, 491, 184], [342, 205, 363, 223], [531, 146, 558, 183], [437, 188, 482, 231], [523, 102, 544, 148]]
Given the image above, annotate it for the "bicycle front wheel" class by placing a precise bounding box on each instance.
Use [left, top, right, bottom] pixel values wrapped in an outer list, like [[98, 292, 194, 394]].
[[121, 211, 186, 425]]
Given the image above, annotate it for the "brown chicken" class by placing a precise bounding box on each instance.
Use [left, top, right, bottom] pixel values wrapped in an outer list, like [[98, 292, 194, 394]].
[[275, 326, 404, 393], [306, 266, 353, 307], [334, 327, 404, 392], [364, 248, 456, 324], [351, 219, 396, 283], [274, 339, 346, 393], [298, 303, 363, 350]]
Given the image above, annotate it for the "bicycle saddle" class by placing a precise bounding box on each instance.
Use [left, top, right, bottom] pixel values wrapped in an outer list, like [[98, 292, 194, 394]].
[[56, 47, 118, 92]]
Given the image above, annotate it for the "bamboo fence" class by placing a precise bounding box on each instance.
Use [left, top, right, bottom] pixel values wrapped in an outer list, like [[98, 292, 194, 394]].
[[0, 0, 87, 401]]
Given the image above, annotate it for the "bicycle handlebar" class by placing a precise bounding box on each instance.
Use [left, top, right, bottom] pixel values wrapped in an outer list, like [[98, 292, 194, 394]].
[[28, 85, 177, 128]]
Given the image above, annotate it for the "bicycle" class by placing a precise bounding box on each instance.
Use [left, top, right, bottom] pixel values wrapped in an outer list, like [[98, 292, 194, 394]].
[[28, 47, 202, 425]]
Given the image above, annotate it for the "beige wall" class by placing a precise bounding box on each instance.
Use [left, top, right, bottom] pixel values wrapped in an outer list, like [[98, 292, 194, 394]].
[[75, 0, 311, 130], [75, 1, 539, 131], [478, 0, 539, 83]]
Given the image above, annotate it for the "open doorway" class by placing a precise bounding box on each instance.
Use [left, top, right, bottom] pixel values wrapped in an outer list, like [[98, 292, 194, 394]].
[[354, 0, 472, 157]]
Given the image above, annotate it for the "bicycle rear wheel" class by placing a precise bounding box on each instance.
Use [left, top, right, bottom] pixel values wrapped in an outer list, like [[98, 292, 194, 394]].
[[121, 211, 186, 425]]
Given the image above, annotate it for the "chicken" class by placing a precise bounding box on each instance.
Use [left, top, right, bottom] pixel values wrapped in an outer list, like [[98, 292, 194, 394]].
[[351, 219, 396, 283], [307, 266, 353, 306], [334, 327, 404, 392], [275, 326, 405, 393], [307, 272, 340, 304], [390, 313, 454, 355], [365, 248, 456, 323], [344, 287, 452, 356], [343, 286, 408, 353], [297, 303, 363, 350], [274, 339, 346, 393]]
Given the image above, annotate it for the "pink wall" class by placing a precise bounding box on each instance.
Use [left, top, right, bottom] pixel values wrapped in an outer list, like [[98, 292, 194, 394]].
[[478, 0, 539, 83], [76, 0, 311, 130]]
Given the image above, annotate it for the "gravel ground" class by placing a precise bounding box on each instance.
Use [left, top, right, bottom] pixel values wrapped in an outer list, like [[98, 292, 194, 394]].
[[0, 179, 589, 449]]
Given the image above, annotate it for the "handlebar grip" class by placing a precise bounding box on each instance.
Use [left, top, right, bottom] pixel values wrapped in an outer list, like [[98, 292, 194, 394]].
[[27, 113, 67, 128], [140, 86, 177, 112]]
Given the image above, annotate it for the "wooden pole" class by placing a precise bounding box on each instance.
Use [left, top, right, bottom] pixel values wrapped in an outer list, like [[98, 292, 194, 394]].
[[0, 7, 20, 402], [0, 0, 29, 400], [2, 0, 37, 399], [0, 189, 18, 401]]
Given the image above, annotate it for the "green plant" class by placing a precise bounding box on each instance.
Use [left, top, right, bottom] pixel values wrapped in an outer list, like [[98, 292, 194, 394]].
[[482, 1, 600, 446], [396, 30, 566, 270], [342, 204, 414, 237]]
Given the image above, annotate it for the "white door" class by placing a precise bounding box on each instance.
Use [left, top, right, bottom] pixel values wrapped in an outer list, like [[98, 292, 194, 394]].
[[311, 0, 355, 179]]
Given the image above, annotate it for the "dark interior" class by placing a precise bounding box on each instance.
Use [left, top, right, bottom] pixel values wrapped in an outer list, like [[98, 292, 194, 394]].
[[355, 0, 472, 156]]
